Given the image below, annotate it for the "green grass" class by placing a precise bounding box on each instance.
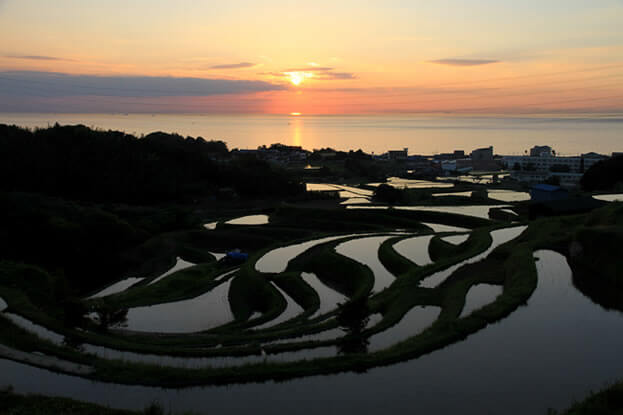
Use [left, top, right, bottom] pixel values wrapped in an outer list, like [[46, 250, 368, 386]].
[[428, 231, 477, 262], [98, 263, 232, 309], [228, 269, 283, 322], [555, 381, 623, 414], [286, 242, 375, 300], [0, 388, 193, 415], [0, 388, 138, 415], [1, 205, 621, 388], [377, 236, 419, 276]]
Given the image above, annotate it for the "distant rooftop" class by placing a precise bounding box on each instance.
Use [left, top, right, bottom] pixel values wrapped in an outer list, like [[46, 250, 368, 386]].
[[531, 184, 565, 192]]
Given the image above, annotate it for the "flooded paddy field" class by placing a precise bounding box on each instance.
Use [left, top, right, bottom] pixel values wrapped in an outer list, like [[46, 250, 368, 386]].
[[1, 183, 622, 415]]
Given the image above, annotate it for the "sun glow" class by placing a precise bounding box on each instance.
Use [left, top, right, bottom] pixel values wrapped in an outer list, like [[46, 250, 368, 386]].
[[287, 71, 312, 86], [290, 112, 301, 116]]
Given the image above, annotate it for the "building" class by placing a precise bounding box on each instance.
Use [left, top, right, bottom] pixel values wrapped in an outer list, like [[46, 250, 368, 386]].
[[388, 148, 408, 161], [314, 149, 337, 159], [530, 145, 554, 157], [470, 146, 500, 171], [504, 147, 608, 187], [433, 150, 465, 160], [440, 158, 473, 173], [471, 146, 493, 161]]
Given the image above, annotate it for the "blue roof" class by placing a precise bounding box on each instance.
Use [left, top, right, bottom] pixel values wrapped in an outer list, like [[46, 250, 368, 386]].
[[227, 251, 249, 260], [531, 184, 565, 192]]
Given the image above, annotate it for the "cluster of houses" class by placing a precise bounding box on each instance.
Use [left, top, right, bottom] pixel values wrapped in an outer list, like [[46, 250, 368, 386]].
[[231, 142, 615, 189], [393, 144, 614, 188], [233, 143, 309, 164], [502, 145, 611, 187]]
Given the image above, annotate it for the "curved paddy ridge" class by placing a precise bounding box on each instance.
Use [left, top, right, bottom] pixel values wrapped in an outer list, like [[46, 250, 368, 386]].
[[3, 243, 623, 415], [334, 235, 396, 294]]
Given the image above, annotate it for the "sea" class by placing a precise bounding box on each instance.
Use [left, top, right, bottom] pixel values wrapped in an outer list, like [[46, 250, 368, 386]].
[[1, 113, 622, 156]]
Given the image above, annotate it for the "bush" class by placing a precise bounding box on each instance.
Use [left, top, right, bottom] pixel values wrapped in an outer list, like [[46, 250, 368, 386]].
[[581, 155, 623, 191], [373, 183, 407, 205]]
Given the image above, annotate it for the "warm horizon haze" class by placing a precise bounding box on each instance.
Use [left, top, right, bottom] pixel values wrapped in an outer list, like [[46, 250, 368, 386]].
[[1, 0, 623, 114], [5, 3, 623, 415]]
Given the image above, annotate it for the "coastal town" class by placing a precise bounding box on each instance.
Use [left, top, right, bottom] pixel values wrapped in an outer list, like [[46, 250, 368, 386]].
[[231, 142, 619, 189], [1, 123, 623, 415]]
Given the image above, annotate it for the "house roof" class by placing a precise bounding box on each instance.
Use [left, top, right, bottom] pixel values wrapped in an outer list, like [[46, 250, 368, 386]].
[[531, 184, 566, 192]]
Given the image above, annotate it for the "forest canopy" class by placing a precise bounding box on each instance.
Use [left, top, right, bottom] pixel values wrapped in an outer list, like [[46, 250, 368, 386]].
[[0, 124, 303, 204]]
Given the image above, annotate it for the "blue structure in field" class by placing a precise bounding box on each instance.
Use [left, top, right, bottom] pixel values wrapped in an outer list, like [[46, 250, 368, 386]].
[[530, 184, 569, 203], [226, 251, 249, 262]]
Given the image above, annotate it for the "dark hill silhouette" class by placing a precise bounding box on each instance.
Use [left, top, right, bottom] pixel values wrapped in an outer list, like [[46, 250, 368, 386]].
[[0, 124, 302, 204], [581, 155, 623, 191]]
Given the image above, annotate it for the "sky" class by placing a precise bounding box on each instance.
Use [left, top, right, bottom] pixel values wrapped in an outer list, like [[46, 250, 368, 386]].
[[1, 0, 622, 114]]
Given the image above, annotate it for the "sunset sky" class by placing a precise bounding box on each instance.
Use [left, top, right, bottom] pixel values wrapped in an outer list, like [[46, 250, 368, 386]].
[[1, 0, 622, 114]]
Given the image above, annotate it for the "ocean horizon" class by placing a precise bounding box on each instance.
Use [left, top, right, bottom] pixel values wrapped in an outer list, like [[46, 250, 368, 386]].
[[1, 113, 622, 156]]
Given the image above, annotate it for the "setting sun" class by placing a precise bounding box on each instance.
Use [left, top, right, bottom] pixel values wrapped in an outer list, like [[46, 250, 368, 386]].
[[287, 72, 312, 86]]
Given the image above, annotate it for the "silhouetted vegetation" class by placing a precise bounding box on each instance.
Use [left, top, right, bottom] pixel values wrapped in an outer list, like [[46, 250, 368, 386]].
[[556, 380, 623, 414], [373, 183, 408, 205], [581, 155, 623, 191], [0, 124, 303, 204], [0, 387, 179, 415], [0, 192, 147, 294], [337, 296, 370, 354]]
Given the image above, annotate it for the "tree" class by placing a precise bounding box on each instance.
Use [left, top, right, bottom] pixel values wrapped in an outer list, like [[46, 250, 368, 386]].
[[0, 124, 305, 204], [91, 302, 129, 331], [336, 297, 370, 355], [373, 183, 406, 205], [581, 155, 623, 191]]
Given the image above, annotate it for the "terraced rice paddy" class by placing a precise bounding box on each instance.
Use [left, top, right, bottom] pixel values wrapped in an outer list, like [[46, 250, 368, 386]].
[[393, 235, 434, 266], [419, 226, 526, 288], [459, 284, 504, 318], [335, 235, 396, 293], [593, 193, 623, 202], [348, 205, 509, 219], [148, 257, 195, 286], [368, 178, 454, 189], [87, 278, 145, 299], [3, 212, 622, 415], [0, 222, 531, 382], [226, 215, 270, 225], [124, 278, 235, 333], [441, 234, 470, 245]]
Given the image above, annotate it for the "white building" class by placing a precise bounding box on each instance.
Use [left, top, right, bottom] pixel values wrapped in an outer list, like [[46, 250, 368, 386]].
[[503, 146, 607, 187]]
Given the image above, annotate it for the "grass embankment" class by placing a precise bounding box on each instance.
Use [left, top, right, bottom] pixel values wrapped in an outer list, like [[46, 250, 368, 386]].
[[6, 205, 623, 387], [373, 228, 494, 330], [0, 388, 139, 415], [536, 204, 623, 415], [100, 263, 227, 309], [0, 215, 535, 387], [378, 227, 491, 279], [2, 225, 530, 386], [228, 268, 284, 323], [271, 206, 493, 231], [220, 235, 376, 337], [286, 241, 375, 300], [563, 204, 623, 312], [0, 388, 198, 415], [428, 232, 475, 262], [556, 381, 623, 414], [0, 230, 377, 359], [86, 231, 536, 387]]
